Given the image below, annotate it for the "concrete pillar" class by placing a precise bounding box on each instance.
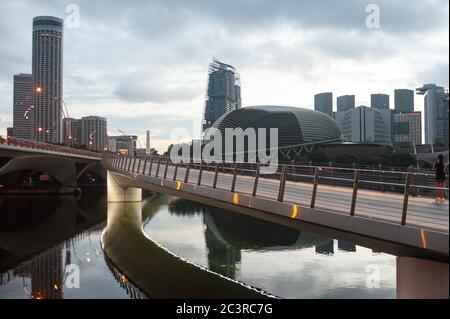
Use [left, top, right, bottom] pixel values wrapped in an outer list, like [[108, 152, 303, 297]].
[[397, 257, 449, 299], [107, 171, 142, 203]]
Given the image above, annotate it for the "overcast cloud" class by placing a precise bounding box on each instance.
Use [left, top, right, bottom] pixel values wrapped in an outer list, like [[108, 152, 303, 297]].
[[0, 0, 448, 151]]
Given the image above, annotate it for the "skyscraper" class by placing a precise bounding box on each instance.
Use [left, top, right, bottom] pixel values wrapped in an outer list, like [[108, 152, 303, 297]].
[[32, 16, 64, 144], [314, 92, 333, 117], [336, 95, 355, 112], [62, 118, 81, 146], [393, 112, 422, 147], [202, 59, 241, 134], [371, 93, 390, 110], [12, 73, 33, 139], [340, 106, 391, 144], [394, 89, 414, 113], [416, 84, 449, 145], [81, 116, 108, 151]]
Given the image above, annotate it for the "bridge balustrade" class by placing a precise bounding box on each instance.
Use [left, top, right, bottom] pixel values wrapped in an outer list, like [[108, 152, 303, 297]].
[[102, 153, 449, 232]]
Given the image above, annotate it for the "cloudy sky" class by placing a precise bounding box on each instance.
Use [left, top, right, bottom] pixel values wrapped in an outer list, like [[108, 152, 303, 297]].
[[0, 0, 448, 151]]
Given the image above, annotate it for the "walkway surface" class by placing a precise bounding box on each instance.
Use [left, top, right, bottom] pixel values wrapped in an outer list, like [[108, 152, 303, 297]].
[[121, 158, 449, 234]]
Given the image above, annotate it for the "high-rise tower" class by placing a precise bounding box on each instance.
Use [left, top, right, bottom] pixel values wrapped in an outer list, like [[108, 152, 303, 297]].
[[32, 16, 64, 143], [202, 59, 241, 134]]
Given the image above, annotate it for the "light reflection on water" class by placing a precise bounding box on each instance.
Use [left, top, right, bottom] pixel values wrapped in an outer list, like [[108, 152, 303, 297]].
[[144, 196, 396, 299], [0, 193, 396, 298]]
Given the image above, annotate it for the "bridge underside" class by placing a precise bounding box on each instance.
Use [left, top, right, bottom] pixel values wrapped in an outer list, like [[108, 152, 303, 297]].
[[107, 169, 448, 262], [0, 154, 105, 191]]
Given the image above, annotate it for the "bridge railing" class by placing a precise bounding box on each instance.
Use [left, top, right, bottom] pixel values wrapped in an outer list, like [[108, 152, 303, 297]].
[[0, 135, 102, 159], [103, 154, 449, 231]]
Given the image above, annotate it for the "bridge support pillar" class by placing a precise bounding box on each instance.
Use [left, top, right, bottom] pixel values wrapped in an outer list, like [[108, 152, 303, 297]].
[[107, 171, 142, 202], [397, 257, 448, 299]]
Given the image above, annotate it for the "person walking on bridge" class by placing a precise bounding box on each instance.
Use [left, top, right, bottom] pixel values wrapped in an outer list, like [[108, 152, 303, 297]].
[[432, 154, 448, 203]]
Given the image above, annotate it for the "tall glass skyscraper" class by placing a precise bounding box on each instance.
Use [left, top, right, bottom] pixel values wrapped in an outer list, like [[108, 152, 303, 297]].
[[371, 93, 390, 110], [202, 59, 241, 134], [417, 84, 449, 145], [32, 16, 64, 143], [12, 73, 33, 139], [314, 92, 333, 117], [394, 89, 414, 113], [336, 95, 355, 112]]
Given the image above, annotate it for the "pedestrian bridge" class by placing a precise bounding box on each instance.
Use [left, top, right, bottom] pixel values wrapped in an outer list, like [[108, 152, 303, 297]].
[[103, 154, 449, 263]]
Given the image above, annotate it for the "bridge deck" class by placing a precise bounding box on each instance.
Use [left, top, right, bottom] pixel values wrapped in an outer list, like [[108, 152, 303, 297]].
[[124, 159, 449, 234]]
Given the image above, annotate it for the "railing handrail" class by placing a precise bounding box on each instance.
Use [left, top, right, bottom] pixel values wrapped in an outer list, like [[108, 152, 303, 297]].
[[0, 135, 102, 159], [103, 154, 450, 231]]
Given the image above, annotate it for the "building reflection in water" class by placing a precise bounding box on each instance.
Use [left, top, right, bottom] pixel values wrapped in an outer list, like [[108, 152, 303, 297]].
[[167, 199, 361, 279]]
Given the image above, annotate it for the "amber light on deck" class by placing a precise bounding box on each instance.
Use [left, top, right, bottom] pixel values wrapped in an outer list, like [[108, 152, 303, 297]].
[[420, 229, 427, 249], [291, 204, 299, 218], [176, 181, 182, 190], [233, 193, 239, 205]]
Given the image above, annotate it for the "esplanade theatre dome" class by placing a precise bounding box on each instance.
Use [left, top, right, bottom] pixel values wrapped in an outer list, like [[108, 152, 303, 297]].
[[210, 105, 342, 153]]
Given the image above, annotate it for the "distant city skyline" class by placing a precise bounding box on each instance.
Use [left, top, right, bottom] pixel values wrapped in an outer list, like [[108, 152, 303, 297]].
[[0, 0, 448, 152]]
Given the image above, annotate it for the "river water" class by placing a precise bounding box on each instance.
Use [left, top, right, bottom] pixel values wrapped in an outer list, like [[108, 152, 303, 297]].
[[0, 190, 396, 299]]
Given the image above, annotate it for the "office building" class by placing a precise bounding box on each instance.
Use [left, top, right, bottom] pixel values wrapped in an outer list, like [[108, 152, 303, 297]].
[[371, 93, 390, 110], [314, 92, 333, 117], [417, 84, 449, 145], [202, 59, 241, 133], [32, 16, 64, 144], [394, 89, 414, 113], [81, 116, 107, 151], [12, 73, 33, 139], [340, 106, 392, 144], [393, 112, 422, 147], [108, 135, 137, 156], [62, 118, 81, 146], [336, 95, 355, 112]]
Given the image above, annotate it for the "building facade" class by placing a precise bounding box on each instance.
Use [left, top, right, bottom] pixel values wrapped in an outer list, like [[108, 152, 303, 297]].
[[62, 118, 81, 146], [12, 73, 33, 139], [417, 84, 449, 145], [393, 112, 422, 147], [202, 59, 241, 133], [81, 116, 107, 151], [371, 93, 390, 110], [339, 106, 391, 144], [394, 89, 414, 113], [108, 135, 137, 156], [314, 92, 333, 117], [32, 16, 64, 144], [336, 95, 355, 112]]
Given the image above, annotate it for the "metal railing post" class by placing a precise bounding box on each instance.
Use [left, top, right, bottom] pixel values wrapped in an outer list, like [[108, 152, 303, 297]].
[[148, 157, 154, 176], [350, 170, 360, 216], [310, 167, 320, 208], [379, 164, 385, 192], [173, 163, 178, 181], [213, 163, 219, 188], [277, 165, 287, 202], [127, 157, 132, 171], [163, 158, 169, 179], [132, 157, 137, 172], [184, 163, 191, 183], [121, 157, 125, 170], [252, 163, 260, 197], [142, 158, 148, 174], [155, 158, 161, 177], [231, 163, 238, 192], [197, 162, 203, 186], [401, 173, 411, 225]]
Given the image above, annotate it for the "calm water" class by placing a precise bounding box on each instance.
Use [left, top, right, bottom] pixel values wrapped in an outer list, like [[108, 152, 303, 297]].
[[0, 192, 396, 299]]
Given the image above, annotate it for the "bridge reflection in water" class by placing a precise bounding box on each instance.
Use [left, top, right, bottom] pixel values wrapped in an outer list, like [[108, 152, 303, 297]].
[[0, 194, 447, 298]]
